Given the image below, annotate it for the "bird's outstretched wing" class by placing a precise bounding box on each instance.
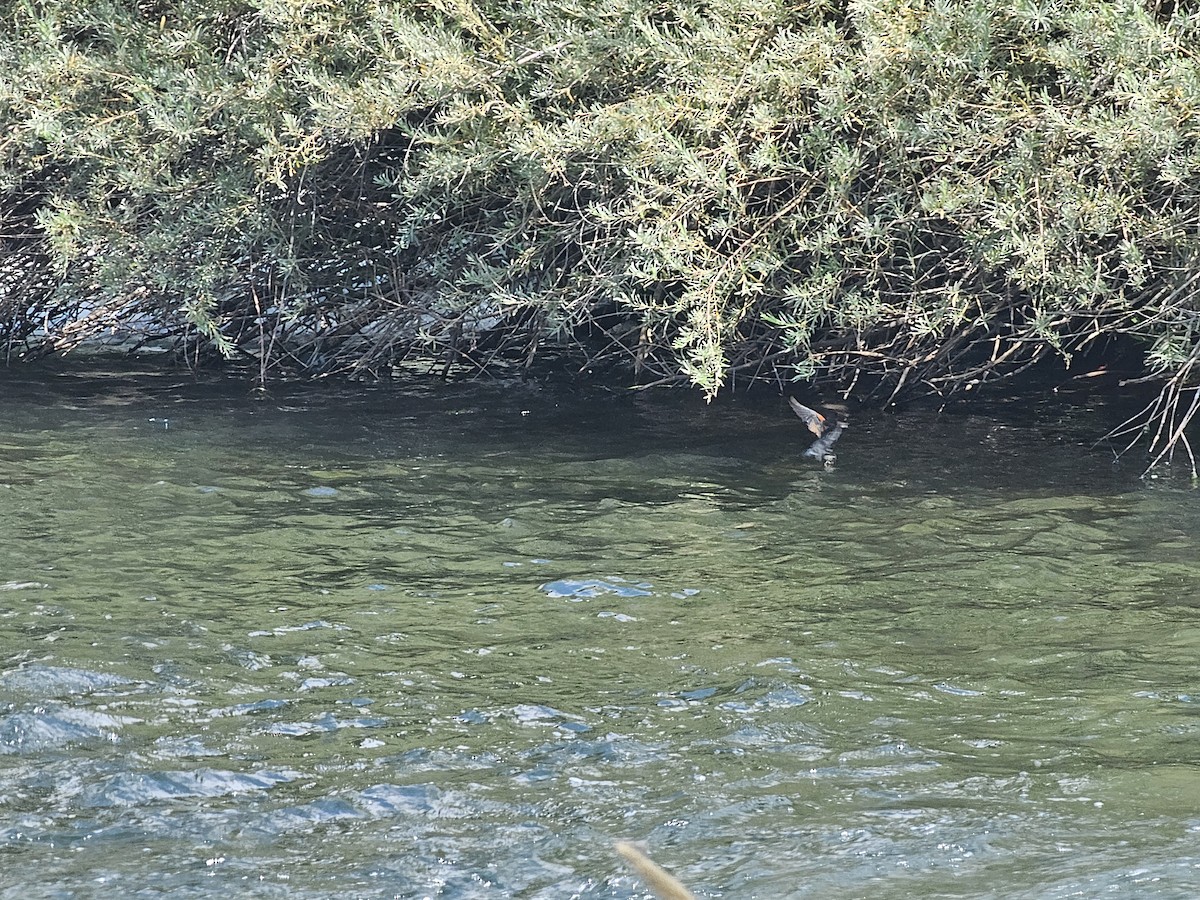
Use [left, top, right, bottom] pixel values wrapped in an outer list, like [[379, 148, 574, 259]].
[[804, 422, 844, 459], [788, 397, 827, 437]]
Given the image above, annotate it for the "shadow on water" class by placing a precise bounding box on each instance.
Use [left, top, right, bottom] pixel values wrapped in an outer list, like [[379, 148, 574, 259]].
[[1, 361, 1199, 898]]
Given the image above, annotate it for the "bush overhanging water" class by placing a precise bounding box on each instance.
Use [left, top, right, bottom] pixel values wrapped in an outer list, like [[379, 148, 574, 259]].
[[2, 0, 1199, 467]]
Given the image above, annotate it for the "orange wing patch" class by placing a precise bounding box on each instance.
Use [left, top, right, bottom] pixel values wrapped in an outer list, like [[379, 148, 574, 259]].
[[788, 397, 827, 437]]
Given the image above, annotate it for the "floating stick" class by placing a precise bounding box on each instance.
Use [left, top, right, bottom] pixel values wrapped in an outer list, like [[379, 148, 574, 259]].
[[614, 840, 696, 900]]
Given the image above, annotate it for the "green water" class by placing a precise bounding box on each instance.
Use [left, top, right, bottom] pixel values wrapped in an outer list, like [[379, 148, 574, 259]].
[[1, 363, 1198, 898]]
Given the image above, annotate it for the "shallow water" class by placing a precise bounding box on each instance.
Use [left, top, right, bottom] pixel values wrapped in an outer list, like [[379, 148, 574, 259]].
[[1, 362, 1198, 898]]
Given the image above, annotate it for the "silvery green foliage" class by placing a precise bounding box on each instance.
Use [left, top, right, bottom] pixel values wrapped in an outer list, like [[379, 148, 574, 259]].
[[1, 1, 1199, 462]]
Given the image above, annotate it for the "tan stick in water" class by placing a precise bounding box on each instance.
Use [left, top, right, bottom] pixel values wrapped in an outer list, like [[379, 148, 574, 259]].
[[614, 840, 696, 900]]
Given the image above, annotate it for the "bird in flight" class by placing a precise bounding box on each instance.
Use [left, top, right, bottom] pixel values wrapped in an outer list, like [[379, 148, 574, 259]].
[[788, 397, 847, 465]]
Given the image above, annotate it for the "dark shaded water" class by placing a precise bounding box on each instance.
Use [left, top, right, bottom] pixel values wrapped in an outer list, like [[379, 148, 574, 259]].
[[1, 362, 1198, 898]]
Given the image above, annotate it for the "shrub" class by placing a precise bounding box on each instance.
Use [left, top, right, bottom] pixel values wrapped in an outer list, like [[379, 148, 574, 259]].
[[2, 0, 1199, 467]]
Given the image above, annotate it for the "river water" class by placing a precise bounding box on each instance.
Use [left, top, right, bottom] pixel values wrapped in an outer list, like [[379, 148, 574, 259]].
[[1, 362, 1198, 898]]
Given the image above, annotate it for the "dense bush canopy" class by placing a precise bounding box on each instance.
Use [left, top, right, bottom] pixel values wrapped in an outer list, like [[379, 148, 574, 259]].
[[2, 0, 1200, 465]]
